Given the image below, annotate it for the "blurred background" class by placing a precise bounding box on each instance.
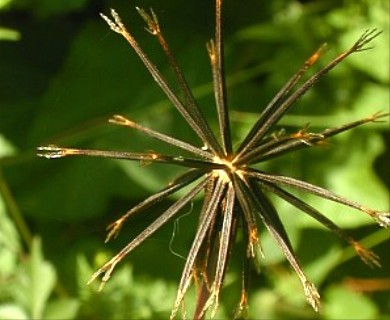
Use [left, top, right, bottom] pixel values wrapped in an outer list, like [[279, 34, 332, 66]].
[[0, 0, 389, 319]]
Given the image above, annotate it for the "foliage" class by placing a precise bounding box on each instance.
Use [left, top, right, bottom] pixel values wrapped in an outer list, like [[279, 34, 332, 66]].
[[0, 0, 389, 319]]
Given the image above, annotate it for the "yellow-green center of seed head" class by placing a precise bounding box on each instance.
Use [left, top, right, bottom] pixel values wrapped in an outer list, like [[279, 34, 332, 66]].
[[212, 156, 245, 183]]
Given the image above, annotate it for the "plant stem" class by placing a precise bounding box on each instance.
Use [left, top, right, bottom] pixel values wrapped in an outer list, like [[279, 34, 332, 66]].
[[0, 167, 33, 250]]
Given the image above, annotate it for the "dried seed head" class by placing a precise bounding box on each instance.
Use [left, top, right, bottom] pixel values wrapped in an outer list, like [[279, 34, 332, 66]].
[[38, 2, 387, 319]]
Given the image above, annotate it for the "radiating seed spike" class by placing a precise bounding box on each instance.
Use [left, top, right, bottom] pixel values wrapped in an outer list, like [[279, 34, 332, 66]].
[[108, 114, 132, 126], [375, 212, 390, 228], [354, 29, 382, 52], [37, 145, 69, 159], [100, 12, 121, 33], [304, 280, 321, 312], [105, 219, 124, 243], [352, 241, 381, 268], [136, 7, 159, 35], [110, 8, 124, 30]]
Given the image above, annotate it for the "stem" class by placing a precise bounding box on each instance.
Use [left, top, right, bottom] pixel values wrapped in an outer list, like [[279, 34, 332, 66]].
[[0, 167, 33, 250]]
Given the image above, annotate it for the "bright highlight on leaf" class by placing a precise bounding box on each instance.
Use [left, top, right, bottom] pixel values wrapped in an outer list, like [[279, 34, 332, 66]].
[[37, 0, 389, 318]]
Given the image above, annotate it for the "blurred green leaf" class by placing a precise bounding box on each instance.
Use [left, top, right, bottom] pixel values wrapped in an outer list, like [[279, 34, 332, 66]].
[[0, 304, 28, 320], [0, 134, 16, 158], [0, 27, 20, 41], [0, 0, 389, 319], [44, 299, 79, 320], [15, 237, 56, 319], [0, 198, 20, 277], [341, 30, 389, 83], [13, 0, 89, 17], [351, 83, 390, 116], [0, 172, 21, 278], [322, 132, 387, 227], [0, 0, 12, 9], [281, 130, 388, 230], [323, 285, 379, 319], [76, 254, 177, 319]]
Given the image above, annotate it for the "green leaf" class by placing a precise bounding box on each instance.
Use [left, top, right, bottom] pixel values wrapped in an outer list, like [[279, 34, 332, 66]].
[[76, 254, 100, 301], [0, 134, 16, 158], [288, 130, 388, 229], [341, 29, 389, 83], [76, 254, 180, 319], [44, 299, 79, 320], [14, 0, 89, 17], [351, 84, 390, 116], [21, 159, 129, 220], [0, 304, 28, 320], [323, 132, 387, 227], [323, 285, 379, 319], [0, 183, 21, 278], [0, 27, 20, 41], [15, 237, 56, 319], [0, 0, 13, 10], [303, 246, 341, 286]]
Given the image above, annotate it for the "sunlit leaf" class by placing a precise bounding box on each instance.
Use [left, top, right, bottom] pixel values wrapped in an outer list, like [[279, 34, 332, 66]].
[[323, 285, 379, 320], [0, 304, 28, 320]]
